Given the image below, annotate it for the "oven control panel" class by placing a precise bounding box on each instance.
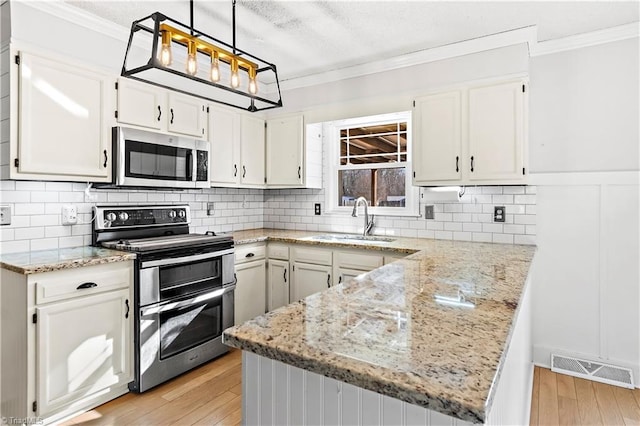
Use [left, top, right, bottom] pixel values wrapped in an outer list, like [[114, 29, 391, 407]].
[[94, 205, 190, 229]]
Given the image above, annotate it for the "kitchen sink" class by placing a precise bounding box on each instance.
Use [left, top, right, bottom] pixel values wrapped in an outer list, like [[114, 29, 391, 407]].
[[302, 234, 396, 244]]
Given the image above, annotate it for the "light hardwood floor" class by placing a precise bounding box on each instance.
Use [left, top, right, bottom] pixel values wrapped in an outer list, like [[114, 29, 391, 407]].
[[65, 355, 639, 425], [530, 366, 640, 426]]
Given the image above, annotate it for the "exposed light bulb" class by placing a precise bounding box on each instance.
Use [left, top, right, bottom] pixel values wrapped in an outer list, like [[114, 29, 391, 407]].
[[230, 59, 240, 88], [186, 42, 197, 75], [248, 78, 258, 95], [210, 53, 220, 82], [159, 31, 172, 66], [248, 67, 258, 94]]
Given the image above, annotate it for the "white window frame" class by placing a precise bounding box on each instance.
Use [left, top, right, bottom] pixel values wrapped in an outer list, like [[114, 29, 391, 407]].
[[324, 111, 420, 217]]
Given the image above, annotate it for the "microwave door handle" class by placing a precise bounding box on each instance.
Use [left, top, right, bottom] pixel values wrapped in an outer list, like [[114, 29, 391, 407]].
[[186, 150, 194, 181]]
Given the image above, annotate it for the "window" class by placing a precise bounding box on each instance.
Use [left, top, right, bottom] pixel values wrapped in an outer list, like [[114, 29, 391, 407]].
[[325, 111, 418, 216]]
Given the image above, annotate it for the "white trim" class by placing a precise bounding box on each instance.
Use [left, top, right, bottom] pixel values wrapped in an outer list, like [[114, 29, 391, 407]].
[[281, 26, 537, 92], [529, 171, 640, 186], [530, 22, 639, 57]]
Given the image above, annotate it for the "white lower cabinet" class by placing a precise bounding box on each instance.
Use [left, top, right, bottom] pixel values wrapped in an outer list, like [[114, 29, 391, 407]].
[[291, 262, 332, 302], [267, 259, 289, 311], [0, 261, 133, 425], [234, 243, 267, 325], [37, 289, 131, 417], [234, 260, 267, 325], [334, 267, 367, 286]]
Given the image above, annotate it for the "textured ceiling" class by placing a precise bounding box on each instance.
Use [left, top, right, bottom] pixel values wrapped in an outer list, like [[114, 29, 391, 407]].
[[66, 1, 639, 82]]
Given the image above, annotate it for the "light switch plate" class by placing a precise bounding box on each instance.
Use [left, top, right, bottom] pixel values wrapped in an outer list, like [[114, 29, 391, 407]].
[[0, 205, 11, 225]]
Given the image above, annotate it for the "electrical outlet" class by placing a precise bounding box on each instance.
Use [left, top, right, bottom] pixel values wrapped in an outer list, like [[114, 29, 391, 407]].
[[494, 206, 505, 223], [0, 205, 11, 225], [314, 203, 321, 215], [425, 205, 434, 220], [62, 205, 78, 225], [207, 202, 215, 216]]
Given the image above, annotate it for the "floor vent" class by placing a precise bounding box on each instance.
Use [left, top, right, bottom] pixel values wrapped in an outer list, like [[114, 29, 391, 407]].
[[551, 354, 635, 389]]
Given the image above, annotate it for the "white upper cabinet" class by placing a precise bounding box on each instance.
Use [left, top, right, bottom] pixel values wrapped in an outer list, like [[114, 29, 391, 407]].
[[116, 78, 206, 139], [266, 114, 304, 186], [209, 105, 240, 185], [240, 114, 266, 186], [167, 92, 207, 138], [116, 78, 163, 130], [12, 51, 113, 182], [413, 91, 462, 183], [468, 80, 525, 182], [412, 78, 528, 186]]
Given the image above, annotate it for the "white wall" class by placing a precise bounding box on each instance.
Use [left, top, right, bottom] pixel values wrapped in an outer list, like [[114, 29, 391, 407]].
[[530, 37, 640, 381]]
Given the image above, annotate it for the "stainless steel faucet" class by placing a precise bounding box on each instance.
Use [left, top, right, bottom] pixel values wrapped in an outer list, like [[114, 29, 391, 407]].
[[351, 196, 374, 236]]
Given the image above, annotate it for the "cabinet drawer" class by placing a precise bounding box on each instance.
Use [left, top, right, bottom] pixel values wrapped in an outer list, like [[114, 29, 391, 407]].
[[292, 246, 332, 266], [267, 244, 289, 260], [334, 251, 383, 271], [235, 243, 266, 264], [35, 262, 132, 305]]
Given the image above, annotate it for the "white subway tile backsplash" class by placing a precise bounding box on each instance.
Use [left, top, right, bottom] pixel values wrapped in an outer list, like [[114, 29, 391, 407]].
[[503, 186, 526, 195], [31, 191, 59, 202], [14, 227, 45, 240], [482, 223, 503, 233], [492, 195, 514, 204], [493, 234, 514, 244], [14, 203, 45, 215], [503, 224, 525, 234], [30, 238, 59, 251], [444, 222, 463, 232], [514, 194, 536, 204], [482, 187, 503, 194], [472, 232, 492, 243], [16, 181, 46, 191], [0, 240, 30, 253]]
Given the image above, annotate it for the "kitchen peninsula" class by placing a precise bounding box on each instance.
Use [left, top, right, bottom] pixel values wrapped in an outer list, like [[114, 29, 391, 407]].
[[224, 232, 536, 425]]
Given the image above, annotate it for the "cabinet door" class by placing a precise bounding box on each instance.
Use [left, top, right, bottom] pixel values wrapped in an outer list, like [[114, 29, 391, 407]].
[[17, 52, 111, 181], [168, 92, 207, 138], [334, 267, 367, 286], [413, 91, 462, 183], [117, 78, 164, 130], [267, 259, 289, 311], [234, 259, 266, 324], [209, 105, 240, 184], [36, 289, 131, 416], [266, 115, 304, 186], [240, 115, 265, 185], [291, 262, 332, 302], [468, 81, 525, 181]]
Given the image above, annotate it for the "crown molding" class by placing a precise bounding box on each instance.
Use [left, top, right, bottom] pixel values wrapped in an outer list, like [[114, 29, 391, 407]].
[[530, 21, 639, 57], [279, 26, 538, 92]]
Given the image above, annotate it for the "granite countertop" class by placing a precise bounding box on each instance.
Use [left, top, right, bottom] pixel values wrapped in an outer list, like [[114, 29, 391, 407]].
[[231, 228, 419, 254], [224, 229, 536, 423], [0, 247, 136, 275]]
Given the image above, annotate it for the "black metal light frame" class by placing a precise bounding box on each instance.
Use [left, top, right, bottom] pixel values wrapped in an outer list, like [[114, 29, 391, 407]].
[[121, 1, 282, 112]]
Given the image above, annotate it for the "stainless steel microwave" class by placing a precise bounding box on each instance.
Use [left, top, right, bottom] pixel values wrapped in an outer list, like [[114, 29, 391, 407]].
[[110, 127, 209, 189]]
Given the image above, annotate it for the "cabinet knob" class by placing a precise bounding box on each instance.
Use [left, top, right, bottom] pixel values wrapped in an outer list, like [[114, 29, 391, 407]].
[[243, 165, 246, 178], [283, 268, 287, 283], [234, 164, 238, 177], [157, 105, 162, 121], [298, 166, 301, 179], [327, 274, 331, 288], [245, 252, 255, 258], [455, 156, 459, 173], [470, 156, 475, 173], [103, 150, 108, 168], [170, 108, 174, 124]]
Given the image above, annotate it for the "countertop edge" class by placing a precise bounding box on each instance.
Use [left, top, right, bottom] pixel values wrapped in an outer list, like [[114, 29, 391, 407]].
[[0, 252, 136, 275]]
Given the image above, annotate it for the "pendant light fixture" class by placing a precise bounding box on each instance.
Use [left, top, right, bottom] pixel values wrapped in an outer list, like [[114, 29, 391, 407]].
[[121, 0, 282, 112]]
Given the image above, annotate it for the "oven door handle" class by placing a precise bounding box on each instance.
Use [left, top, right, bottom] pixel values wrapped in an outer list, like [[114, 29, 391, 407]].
[[141, 248, 235, 268], [141, 285, 236, 317]]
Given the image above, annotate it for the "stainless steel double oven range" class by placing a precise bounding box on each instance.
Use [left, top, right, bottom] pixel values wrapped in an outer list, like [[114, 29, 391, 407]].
[[93, 205, 235, 392]]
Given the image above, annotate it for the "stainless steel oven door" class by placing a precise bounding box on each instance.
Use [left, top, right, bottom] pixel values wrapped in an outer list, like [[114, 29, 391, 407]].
[[138, 285, 235, 392]]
